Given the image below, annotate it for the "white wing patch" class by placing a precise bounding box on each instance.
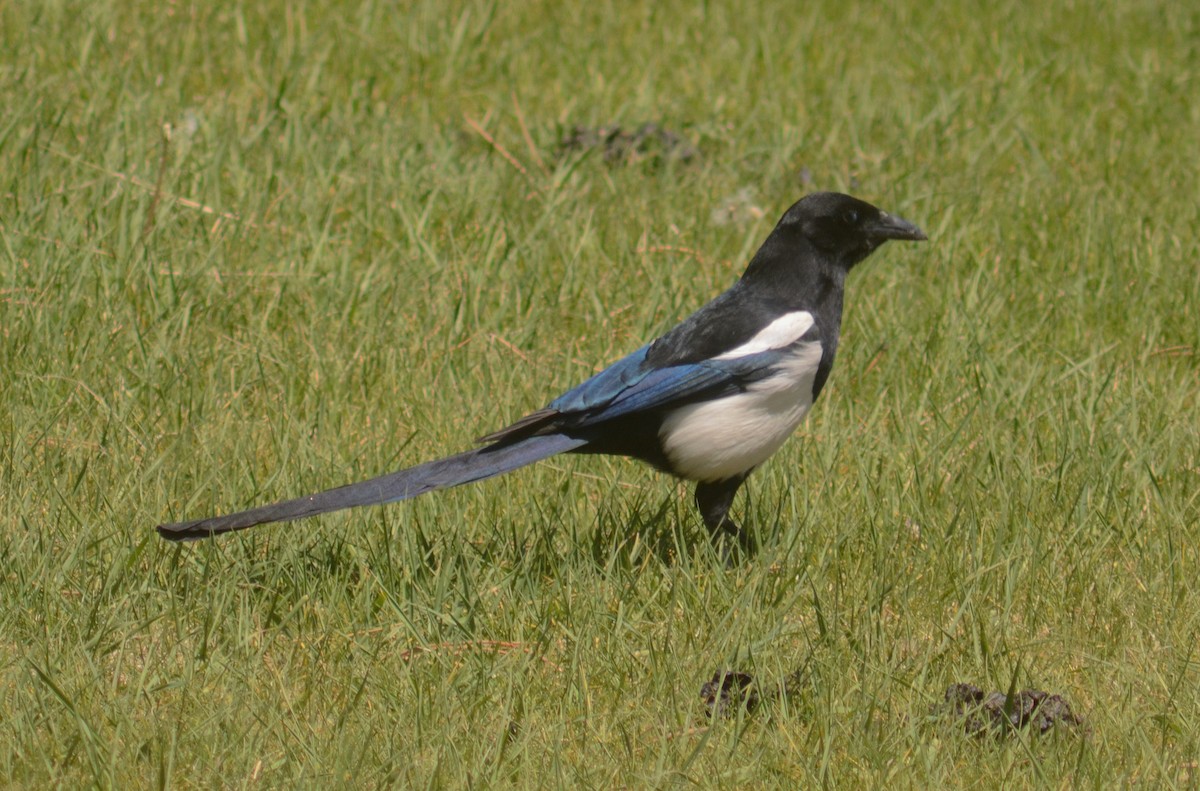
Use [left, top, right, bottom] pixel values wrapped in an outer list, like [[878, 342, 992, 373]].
[[659, 340, 823, 482], [714, 311, 815, 360]]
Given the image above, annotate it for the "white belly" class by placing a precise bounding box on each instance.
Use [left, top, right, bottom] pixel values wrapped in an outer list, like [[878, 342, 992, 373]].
[[658, 342, 822, 481]]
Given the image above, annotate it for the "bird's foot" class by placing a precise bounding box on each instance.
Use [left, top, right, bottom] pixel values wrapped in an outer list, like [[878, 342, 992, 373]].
[[711, 521, 755, 565]]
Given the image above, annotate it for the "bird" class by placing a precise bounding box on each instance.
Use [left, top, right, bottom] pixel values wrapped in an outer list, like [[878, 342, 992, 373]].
[[157, 192, 926, 549]]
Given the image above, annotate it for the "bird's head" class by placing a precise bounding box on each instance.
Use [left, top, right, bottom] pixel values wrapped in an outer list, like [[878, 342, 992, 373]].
[[766, 192, 927, 272]]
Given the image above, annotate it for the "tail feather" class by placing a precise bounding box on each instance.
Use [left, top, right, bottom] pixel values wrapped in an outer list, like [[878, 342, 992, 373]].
[[156, 434, 587, 541]]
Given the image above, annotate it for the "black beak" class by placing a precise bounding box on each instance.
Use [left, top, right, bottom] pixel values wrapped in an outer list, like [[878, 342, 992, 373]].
[[870, 212, 927, 242]]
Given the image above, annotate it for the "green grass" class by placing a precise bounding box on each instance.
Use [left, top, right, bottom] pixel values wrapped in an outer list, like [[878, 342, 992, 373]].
[[2, 0, 1199, 787]]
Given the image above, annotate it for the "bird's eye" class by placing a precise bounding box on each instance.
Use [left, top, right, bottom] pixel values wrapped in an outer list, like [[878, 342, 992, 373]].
[[842, 209, 859, 225]]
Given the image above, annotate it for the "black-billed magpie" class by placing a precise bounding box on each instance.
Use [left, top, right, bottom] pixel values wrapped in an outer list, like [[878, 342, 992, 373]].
[[157, 192, 925, 548]]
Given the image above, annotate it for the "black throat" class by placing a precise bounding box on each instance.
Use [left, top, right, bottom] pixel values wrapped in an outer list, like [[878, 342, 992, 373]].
[[738, 237, 850, 398]]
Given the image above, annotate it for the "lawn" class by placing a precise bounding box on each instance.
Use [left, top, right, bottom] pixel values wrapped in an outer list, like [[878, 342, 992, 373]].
[[2, 0, 1198, 787]]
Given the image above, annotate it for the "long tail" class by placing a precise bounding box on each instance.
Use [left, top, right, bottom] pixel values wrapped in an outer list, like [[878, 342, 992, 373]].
[[155, 433, 587, 541]]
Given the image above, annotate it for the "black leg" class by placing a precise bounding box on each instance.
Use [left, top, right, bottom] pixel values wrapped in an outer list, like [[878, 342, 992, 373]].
[[694, 474, 753, 553]]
